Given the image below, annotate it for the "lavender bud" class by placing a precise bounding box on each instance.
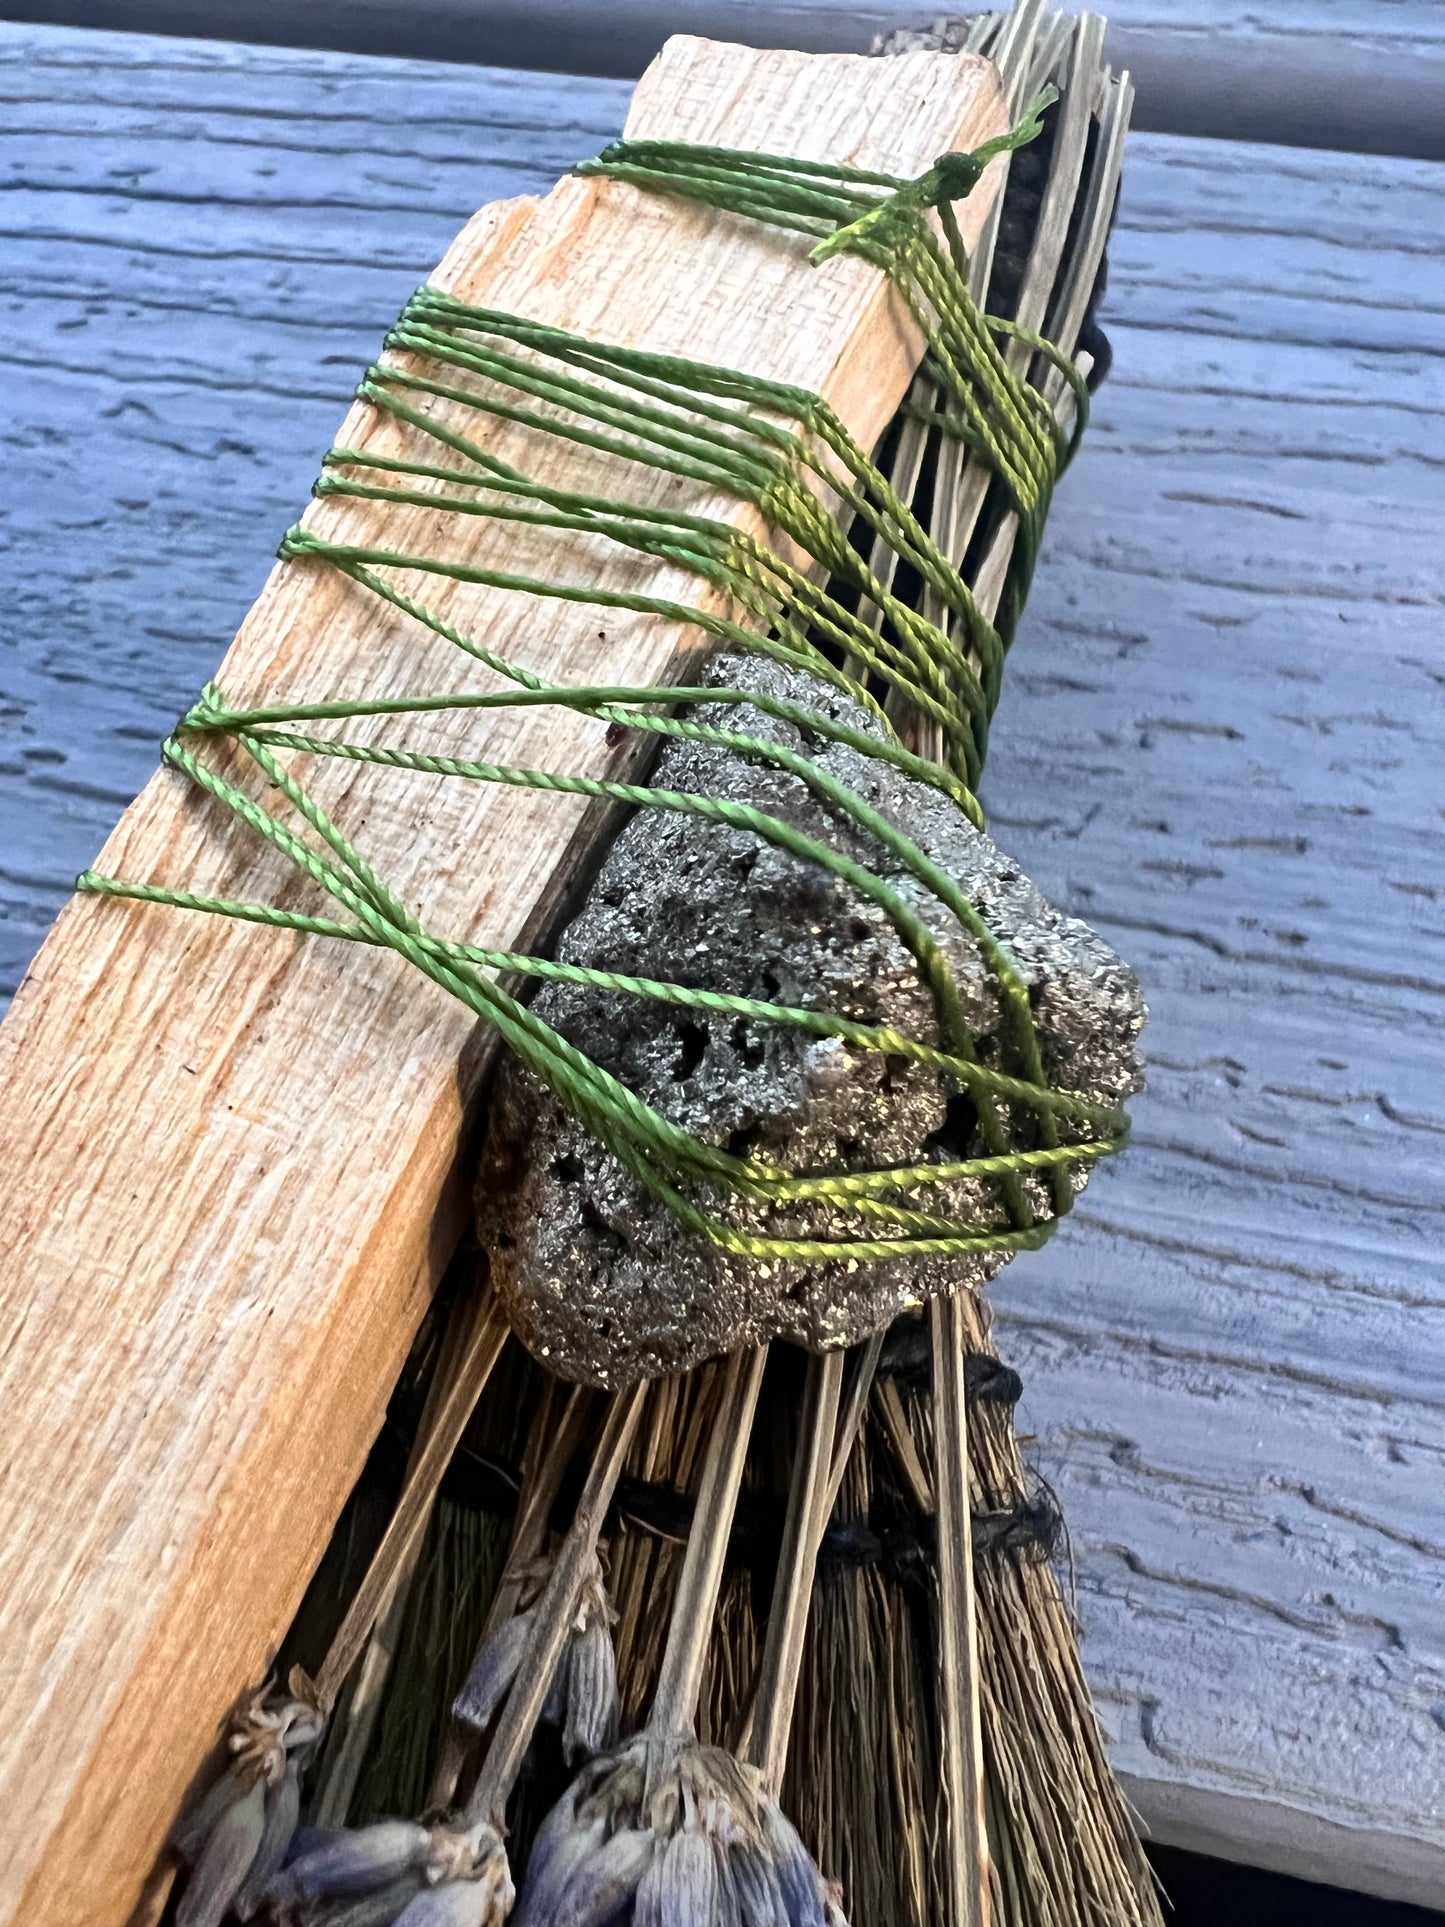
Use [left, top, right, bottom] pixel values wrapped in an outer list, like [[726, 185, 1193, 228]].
[[172, 1762, 252, 1865], [453, 1608, 535, 1733], [576, 1750, 643, 1833], [680, 1748, 759, 1843], [630, 1841, 665, 1927], [541, 1635, 570, 1730], [716, 1856, 745, 1927], [518, 1781, 578, 1891], [391, 1885, 503, 1927], [267, 1820, 432, 1908], [283, 1702, 327, 1753], [235, 1755, 302, 1917], [175, 1776, 266, 1927], [658, 1830, 720, 1927], [728, 1845, 789, 1927], [423, 1820, 509, 1888], [284, 1824, 348, 1866], [761, 1807, 825, 1927], [551, 1824, 653, 1927], [512, 1811, 606, 1927], [561, 1618, 619, 1765], [394, 1836, 514, 1927], [308, 1871, 427, 1927], [228, 1689, 314, 1784]]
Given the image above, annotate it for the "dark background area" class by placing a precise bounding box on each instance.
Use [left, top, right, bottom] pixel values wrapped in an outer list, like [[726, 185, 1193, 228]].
[[1150, 1846, 1445, 1925]]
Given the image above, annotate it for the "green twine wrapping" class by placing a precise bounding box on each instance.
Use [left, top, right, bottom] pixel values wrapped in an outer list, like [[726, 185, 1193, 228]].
[[78, 102, 1128, 1268]]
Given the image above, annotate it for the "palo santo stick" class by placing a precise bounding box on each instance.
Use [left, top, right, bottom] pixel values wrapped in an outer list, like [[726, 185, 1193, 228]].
[[932, 1292, 993, 1927], [0, 37, 1009, 1926], [746, 1349, 845, 1793]]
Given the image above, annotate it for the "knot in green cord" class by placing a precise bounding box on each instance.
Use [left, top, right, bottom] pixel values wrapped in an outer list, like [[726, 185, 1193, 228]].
[[180, 682, 229, 732], [810, 149, 985, 265], [810, 86, 1057, 267]]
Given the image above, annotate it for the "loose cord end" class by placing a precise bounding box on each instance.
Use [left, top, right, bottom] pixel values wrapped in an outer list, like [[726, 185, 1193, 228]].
[[810, 85, 1059, 268]]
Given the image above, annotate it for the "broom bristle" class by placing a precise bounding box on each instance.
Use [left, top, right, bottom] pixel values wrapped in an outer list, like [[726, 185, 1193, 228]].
[[353, 1496, 509, 1821]]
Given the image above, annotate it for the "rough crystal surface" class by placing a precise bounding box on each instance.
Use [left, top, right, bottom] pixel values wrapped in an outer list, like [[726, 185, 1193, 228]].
[[477, 655, 1144, 1387]]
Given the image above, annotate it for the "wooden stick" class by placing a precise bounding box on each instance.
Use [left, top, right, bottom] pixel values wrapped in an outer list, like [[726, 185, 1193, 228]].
[[0, 38, 1009, 1925], [746, 1349, 844, 1792], [932, 1292, 992, 1927], [465, 1384, 646, 1826]]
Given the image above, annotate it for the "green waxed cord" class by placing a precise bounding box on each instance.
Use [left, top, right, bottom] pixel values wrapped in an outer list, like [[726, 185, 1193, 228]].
[[810, 90, 1057, 267], [79, 101, 1122, 1266]]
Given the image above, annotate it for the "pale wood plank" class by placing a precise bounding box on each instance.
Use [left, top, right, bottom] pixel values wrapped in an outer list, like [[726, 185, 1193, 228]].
[[0, 35, 1008, 1927]]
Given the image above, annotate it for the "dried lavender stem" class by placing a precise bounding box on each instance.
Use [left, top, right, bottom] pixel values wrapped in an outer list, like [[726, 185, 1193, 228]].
[[738, 1334, 874, 1773], [903, 651, 989, 1925], [647, 1348, 766, 1744], [747, 1348, 845, 1791], [932, 1291, 992, 1927], [823, 1332, 884, 1519], [875, 1377, 936, 1518], [313, 1284, 507, 1824], [311, 1573, 408, 1826], [427, 1381, 591, 1810], [313, 1294, 511, 1711], [465, 1382, 646, 1825], [484, 1384, 591, 1631]]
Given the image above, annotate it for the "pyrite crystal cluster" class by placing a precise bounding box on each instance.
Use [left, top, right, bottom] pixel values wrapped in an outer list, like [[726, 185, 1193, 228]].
[[479, 655, 1144, 1387]]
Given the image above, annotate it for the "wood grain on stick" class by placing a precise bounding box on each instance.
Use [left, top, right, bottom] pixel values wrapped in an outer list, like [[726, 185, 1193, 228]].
[[0, 35, 1007, 1927]]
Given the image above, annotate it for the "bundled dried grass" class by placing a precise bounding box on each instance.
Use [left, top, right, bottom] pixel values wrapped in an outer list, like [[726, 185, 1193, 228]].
[[352, 1497, 510, 1822], [778, 1325, 1161, 1927], [244, 12, 1163, 1926]]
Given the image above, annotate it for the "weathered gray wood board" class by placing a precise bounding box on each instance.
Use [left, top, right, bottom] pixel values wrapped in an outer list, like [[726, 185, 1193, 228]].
[[4, 0, 1444, 157], [986, 130, 1445, 1907], [0, 26, 630, 1002], [2, 20, 1442, 1909]]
